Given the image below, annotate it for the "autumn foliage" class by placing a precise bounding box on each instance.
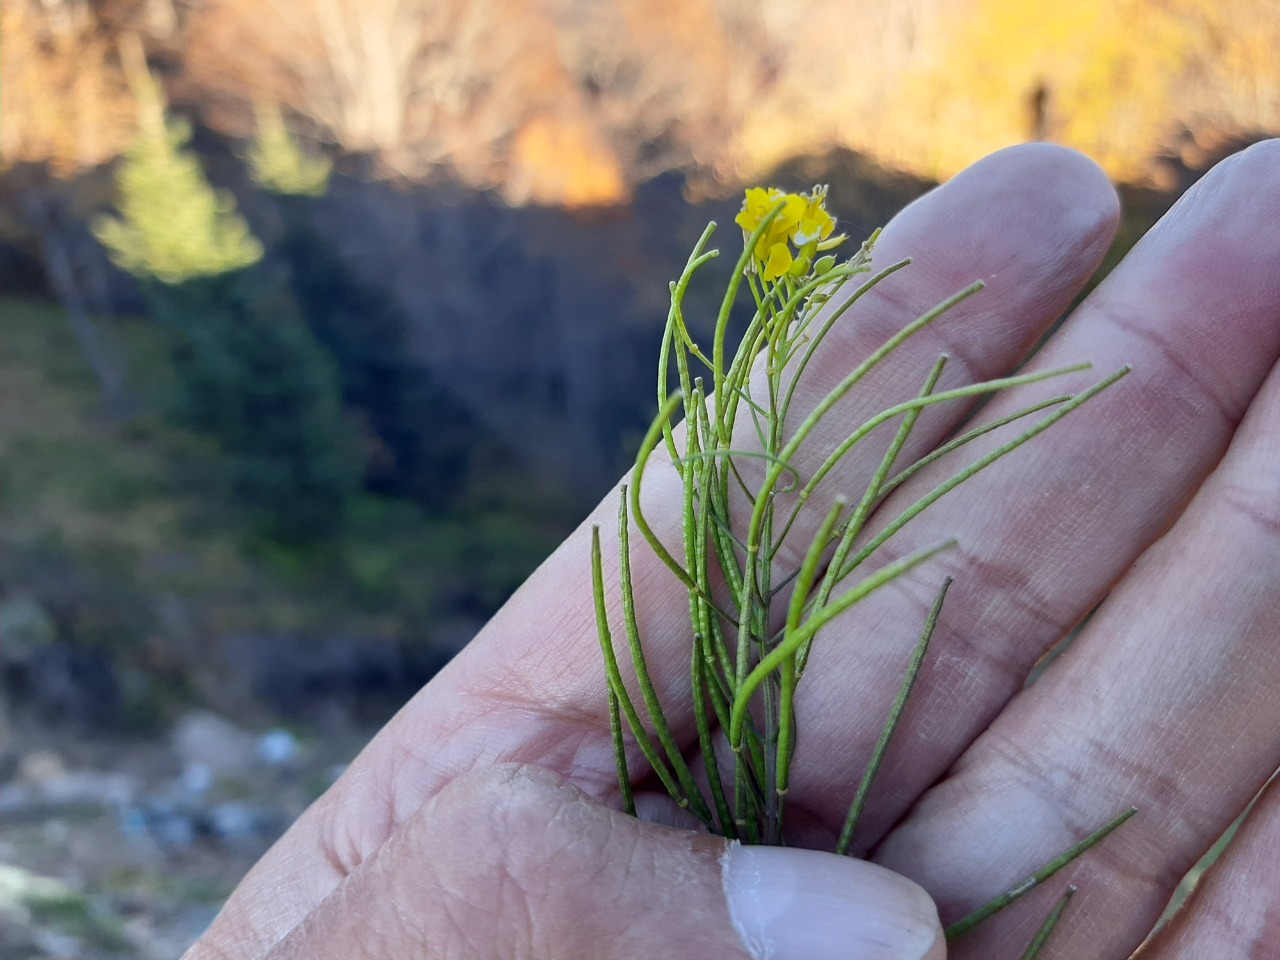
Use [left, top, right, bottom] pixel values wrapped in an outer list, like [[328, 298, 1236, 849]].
[[3, 0, 1279, 198]]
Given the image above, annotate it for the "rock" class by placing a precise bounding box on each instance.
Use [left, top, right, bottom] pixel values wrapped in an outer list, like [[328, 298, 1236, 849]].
[[179, 762, 214, 797], [204, 801, 287, 848], [0, 768, 138, 815], [16, 748, 68, 786], [256, 729, 299, 768], [0, 863, 71, 911], [171, 711, 257, 779], [40, 769, 137, 807], [120, 799, 197, 851]]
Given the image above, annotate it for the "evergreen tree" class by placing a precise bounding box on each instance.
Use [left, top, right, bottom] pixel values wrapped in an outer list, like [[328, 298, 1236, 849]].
[[146, 272, 361, 537], [92, 61, 360, 538], [92, 71, 262, 283], [245, 102, 332, 198]]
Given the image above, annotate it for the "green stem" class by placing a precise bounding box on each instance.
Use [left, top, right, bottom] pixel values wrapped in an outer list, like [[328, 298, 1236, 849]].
[[606, 687, 635, 818], [835, 367, 1131, 586], [944, 807, 1137, 940], [836, 577, 951, 855], [878, 394, 1072, 498], [1020, 886, 1076, 960], [631, 393, 740, 626], [775, 252, 899, 434], [801, 355, 946, 674], [729, 538, 955, 750], [736, 284, 985, 652], [590, 525, 681, 804], [659, 222, 718, 464], [617, 489, 713, 825], [799, 363, 1091, 507], [775, 499, 847, 798]]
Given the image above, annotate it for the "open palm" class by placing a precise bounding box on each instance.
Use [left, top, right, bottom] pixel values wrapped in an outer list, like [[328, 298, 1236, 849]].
[[185, 139, 1280, 960]]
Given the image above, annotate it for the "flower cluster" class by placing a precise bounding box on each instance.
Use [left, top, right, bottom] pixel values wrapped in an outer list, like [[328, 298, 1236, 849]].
[[734, 184, 844, 282]]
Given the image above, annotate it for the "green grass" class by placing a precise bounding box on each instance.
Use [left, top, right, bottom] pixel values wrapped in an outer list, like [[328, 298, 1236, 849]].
[[0, 295, 564, 714]]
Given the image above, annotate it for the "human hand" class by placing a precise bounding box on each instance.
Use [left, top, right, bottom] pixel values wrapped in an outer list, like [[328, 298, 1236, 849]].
[[183, 138, 1280, 960]]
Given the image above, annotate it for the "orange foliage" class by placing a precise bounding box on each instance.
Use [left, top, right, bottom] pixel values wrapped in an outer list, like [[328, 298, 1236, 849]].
[[181, 0, 571, 187], [731, 0, 1280, 186], [506, 115, 628, 208], [4, 0, 1278, 196], [0, 0, 136, 175]]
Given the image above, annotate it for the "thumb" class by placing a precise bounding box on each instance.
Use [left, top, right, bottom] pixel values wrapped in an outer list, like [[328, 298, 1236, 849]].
[[262, 764, 945, 960]]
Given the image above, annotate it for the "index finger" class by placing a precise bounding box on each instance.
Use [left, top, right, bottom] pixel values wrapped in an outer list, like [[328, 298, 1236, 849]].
[[186, 145, 1120, 959]]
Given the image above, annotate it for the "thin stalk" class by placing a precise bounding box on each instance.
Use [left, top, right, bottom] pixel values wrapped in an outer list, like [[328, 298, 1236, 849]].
[[631, 393, 741, 626], [590, 525, 681, 803], [730, 538, 955, 750], [799, 356, 946, 672], [775, 499, 847, 798], [692, 639, 735, 837], [657, 306, 680, 467], [944, 807, 1137, 940], [606, 688, 635, 817], [715, 202, 792, 424], [659, 221, 718, 463], [836, 577, 952, 855], [617, 489, 713, 825], [879, 394, 1072, 498], [772, 247, 895, 427], [835, 368, 1131, 586], [1020, 886, 1076, 960], [778, 353, 945, 561], [684, 387, 735, 838], [735, 283, 986, 667], [799, 363, 1091, 507]]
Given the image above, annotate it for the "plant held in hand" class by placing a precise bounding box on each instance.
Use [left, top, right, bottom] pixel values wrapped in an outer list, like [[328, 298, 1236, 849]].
[[592, 185, 1135, 957]]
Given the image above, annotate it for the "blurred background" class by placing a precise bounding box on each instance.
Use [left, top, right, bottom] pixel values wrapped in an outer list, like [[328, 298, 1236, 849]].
[[0, 0, 1277, 955]]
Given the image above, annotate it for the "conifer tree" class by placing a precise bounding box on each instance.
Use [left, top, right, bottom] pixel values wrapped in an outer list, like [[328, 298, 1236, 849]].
[[245, 102, 332, 198], [93, 46, 360, 539], [92, 56, 262, 283]]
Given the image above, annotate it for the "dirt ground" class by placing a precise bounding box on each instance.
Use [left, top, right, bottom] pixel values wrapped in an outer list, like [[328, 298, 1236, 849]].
[[0, 715, 371, 959]]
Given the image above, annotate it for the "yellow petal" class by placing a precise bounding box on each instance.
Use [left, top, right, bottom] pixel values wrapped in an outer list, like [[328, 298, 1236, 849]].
[[793, 216, 824, 245], [778, 194, 806, 231], [763, 242, 792, 281]]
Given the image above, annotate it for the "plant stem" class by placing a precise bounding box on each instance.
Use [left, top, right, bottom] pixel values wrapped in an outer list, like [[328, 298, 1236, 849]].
[[1020, 885, 1076, 960], [836, 577, 952, 856], [945, 807, 1137, 940]]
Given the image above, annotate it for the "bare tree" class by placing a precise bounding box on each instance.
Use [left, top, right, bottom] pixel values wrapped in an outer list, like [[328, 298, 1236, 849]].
[[182, 0, 545, 182], [22, 192, 132, 416], [2, 0, 136, 412]]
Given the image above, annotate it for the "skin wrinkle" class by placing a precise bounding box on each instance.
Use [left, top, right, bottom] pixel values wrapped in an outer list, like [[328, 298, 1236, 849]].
[[1218, 484, 1280, 539], [877, 366, 1280, 957], [1102, 305, 1240, 427], [974, 725, 1201, 895]]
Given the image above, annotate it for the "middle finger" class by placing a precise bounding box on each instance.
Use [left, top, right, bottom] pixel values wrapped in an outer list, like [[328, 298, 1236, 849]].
[[778, 139, 1280, 849]]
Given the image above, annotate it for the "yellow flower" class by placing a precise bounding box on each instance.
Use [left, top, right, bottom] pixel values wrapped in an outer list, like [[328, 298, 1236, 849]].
[[763, 242, 793, 281], [735, 187, 805, 275], [792, 185, 835, 247], [735, 185, 836, 281]]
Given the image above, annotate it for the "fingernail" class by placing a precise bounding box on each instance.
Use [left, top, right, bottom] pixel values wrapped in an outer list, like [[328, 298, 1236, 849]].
[[722, 843, 944, 960]]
